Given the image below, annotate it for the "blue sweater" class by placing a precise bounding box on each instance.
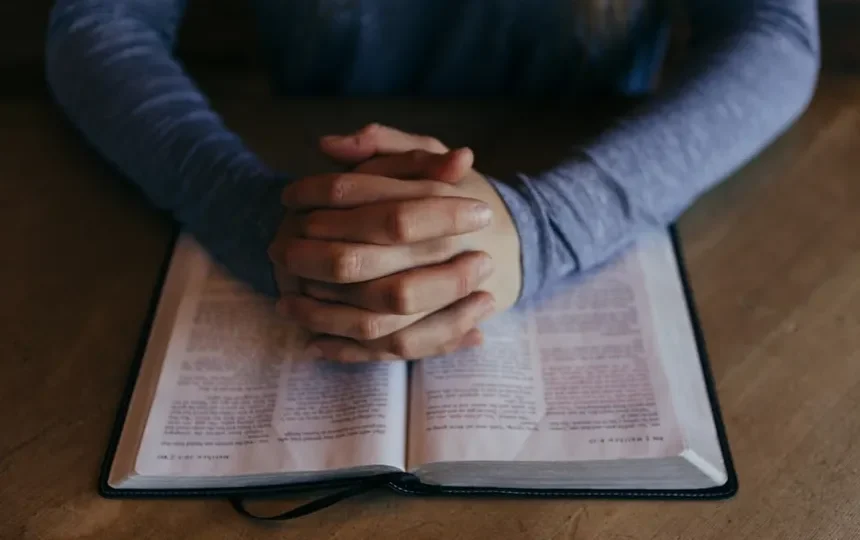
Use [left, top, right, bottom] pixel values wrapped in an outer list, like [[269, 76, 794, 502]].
[[45, 0, 820, 304]]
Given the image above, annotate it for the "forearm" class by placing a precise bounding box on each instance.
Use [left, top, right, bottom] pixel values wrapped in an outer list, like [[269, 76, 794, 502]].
[[45, 0, 286, 295], [494, 0, 820, 303]]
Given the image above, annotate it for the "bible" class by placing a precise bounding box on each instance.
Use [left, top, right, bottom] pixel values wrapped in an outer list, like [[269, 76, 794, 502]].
[[99, 227, 737, 515]]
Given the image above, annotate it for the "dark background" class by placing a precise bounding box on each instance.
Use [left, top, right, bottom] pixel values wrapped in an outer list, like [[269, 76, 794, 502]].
[[2, 0, 857, 96]]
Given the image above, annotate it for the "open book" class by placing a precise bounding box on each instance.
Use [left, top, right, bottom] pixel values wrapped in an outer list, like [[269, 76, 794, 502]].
[[101, 228, 736, 504]]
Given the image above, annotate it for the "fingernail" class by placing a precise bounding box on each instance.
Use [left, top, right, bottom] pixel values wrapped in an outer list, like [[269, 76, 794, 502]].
[[478, 256, 494, 279], [462, 330, 483, 348], [304, 345, 323, 359], [452, 147, 473, 160], [470, 203, 493, 227], [480, 299, 496, 318]]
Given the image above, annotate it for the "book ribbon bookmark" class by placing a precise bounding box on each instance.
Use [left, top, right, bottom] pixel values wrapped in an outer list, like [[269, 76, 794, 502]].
[[229, 473, 410, 521]]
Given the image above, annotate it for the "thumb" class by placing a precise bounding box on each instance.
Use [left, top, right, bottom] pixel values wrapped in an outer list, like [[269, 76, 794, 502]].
[[320, 123, 449, 165], [354, 148, 474, 184]]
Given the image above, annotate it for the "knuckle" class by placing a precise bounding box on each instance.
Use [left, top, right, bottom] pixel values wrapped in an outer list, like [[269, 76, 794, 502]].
[[360, 123, 380, 136], [387, 206, 417, 242], [327, 175, 354, 204], [331, 247, 363, 282], [454, 267, 473, 298], [356, 316, 383, 340], [386, 282, 415, 314], [356, 124, 381, 146]]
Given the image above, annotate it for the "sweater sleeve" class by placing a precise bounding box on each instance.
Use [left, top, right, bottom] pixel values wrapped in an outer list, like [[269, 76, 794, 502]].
[[490, 0, 821, 304], [45, 0, 286, 296]]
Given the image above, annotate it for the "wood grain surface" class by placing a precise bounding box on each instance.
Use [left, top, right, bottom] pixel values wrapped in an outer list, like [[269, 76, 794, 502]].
[[2, 75, 860, 539]]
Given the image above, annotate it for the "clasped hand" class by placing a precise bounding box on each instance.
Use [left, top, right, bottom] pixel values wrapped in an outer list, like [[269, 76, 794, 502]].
[[268, 124, 521, 362]]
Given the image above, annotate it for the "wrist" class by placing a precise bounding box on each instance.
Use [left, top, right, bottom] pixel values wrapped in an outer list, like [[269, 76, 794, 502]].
[[484, 174, 542, 307], [457, 173, 522, 312]]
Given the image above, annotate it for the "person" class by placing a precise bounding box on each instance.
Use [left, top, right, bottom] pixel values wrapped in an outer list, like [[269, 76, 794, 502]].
[[45, 0, 820, 362]]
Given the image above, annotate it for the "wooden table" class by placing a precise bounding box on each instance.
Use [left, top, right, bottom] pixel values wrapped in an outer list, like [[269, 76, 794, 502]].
[[2, 74, 860, 539]]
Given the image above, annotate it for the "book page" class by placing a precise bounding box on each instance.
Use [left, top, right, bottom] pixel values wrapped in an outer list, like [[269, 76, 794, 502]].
[[132, 236, 407, 479], [407, 231, 685, 468]]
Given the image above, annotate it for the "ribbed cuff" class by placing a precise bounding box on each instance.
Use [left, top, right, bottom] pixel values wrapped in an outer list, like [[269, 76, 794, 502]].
[[486, 157, 617, 307]]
